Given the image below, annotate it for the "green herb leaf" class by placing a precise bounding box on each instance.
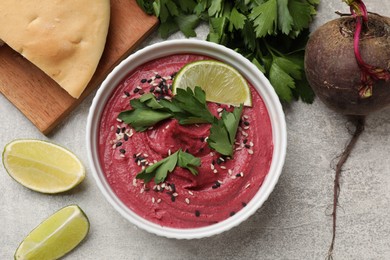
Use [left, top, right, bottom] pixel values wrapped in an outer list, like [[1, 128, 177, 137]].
[[118, 94, 173, 132], [249, 0, 278, 37], [169, 87, 215, 124], [136, 149, 200, 184], [207, 105, 243, 157]]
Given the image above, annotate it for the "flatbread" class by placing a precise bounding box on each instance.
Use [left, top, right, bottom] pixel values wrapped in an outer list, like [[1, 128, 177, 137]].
[[0, 0, 110, 98]]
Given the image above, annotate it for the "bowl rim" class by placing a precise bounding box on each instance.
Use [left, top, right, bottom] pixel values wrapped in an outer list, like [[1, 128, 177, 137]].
[[86, 39, 287, 239]]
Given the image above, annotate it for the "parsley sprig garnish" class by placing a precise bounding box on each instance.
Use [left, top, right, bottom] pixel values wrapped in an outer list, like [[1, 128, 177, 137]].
[[136, 0, 319, 103], [118, 87, 243, 157], [118, 87, 214, 131], [136, 149, 201, 184]]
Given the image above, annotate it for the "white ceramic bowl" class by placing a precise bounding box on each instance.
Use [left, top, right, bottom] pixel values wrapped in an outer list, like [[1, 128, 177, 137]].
[[86, 39, 287, 239]]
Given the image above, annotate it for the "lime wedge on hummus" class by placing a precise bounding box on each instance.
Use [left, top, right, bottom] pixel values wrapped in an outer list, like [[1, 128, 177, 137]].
[[2, 139, 85, 193], [172, 60, 252, 106], [14, 205, 89, 260]]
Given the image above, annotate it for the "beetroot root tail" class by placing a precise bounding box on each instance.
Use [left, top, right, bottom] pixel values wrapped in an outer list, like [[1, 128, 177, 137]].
[[326, 115, 365, 260]]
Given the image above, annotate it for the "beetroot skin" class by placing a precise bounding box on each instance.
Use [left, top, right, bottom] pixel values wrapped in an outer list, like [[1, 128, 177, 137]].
[[305, 14, 390, 115]]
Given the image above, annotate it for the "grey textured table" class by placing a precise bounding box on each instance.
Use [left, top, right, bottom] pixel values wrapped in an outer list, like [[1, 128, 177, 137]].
[[1, 1, 389, 259]]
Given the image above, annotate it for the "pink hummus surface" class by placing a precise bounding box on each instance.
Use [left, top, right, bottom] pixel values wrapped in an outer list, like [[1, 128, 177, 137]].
[[98, 54, 273, 228]]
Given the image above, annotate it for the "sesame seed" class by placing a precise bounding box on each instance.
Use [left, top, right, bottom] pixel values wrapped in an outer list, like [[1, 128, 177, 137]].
[[168, 149, 171, 156], [116, 118, 123, 123], [220, 166, 227, 169], [172, 192, 178, 197], [217, 108, 223, 113], [120, 154, 125, 158], [243, 126, 250, 130], [157, 199, 162, 203], [243, 115, 249, 119], [188, 191, 194, 195], [210, 164, 215, 170], [140, 188, 144, 194], [248, 149, 254, 154], [185, 198, 190, 204], [245, 183, 251, 189], [195, 210, 200, 217], [228, 169, 233, 175], [249, 141, 254, 147], [152, 197, 155, 203], [213, 169, 218, 174]]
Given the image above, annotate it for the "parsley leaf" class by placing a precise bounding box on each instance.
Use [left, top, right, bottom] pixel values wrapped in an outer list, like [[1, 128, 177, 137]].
[[249, 0, 278, 37], [207, 105, 243, 157], [136, 149, 201, 184]]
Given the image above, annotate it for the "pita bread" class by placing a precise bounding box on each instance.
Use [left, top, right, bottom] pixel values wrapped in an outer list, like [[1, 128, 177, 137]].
[[0, 0, 110, 98]]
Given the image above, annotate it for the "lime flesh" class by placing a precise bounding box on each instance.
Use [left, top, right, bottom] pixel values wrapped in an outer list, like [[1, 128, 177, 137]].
[[14, 205, 90, 260], [2, 139, 85, 193], [172, 60, 252, 107]]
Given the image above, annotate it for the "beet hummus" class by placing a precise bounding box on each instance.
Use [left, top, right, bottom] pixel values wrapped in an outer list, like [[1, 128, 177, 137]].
[[98, 54, 273, 228]]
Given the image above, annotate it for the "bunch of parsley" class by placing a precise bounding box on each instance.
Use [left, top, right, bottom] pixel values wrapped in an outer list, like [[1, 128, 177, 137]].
[[136, 0, 319, 103]]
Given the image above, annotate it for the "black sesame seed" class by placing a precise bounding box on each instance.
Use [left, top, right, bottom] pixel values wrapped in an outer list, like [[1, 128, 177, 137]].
[[124, 91, 130, 97], [141, 78, 147, 83], [242, 202, 247, 207], [133, 88, 139, 93], [171, 72, 177, 78], [150, 86, 155, 92], [120, 149, 126, 154], [245, 144, 251, 149], [212, 181, 221, 189], [116, 142, 122, 147], [124, 135, 129, 141], [170, 183, 176, 193], [133, 154, 137, 158], [116, 128, 121, 134], [216, 158, 223, 165], [235, 173, 241, 178], [230, 212, 236, 217], [195, 210, 200, 217], [243, 121, 250, 126], [155, 74, 161, 79], [243, 139, 248, 144], [171, 196, 176, 202], [147, 79, 153, 83]]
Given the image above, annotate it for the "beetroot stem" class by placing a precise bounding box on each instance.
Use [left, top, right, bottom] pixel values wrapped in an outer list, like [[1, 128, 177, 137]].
[[345, 0, 390, 98]]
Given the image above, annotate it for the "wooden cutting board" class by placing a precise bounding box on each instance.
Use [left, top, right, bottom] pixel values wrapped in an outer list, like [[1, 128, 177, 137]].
[[0, 0, 158, 135]]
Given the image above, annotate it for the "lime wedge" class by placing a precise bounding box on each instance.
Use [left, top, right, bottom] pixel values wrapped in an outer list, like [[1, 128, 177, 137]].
[[172, 60, 252, 106], [14, 205, 89, 260], [2, 139, 85, 193]]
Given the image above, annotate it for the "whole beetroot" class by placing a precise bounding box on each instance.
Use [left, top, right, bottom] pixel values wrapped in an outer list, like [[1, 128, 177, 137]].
[[304, 1, 390, 259], [305, 13, 390, 115]]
